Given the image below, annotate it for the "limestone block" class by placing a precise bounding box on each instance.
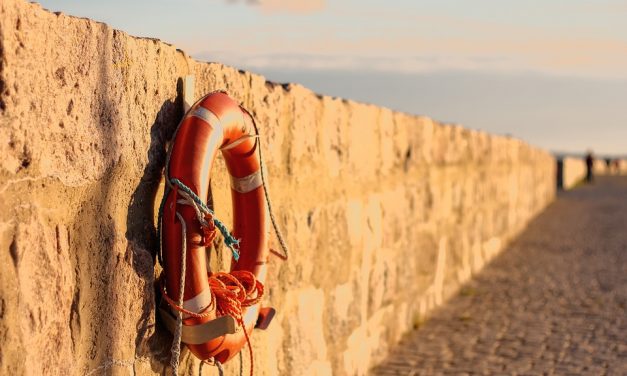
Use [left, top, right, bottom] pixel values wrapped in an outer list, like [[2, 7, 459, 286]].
[[409, 116, 434, 165], [346, 102, 381, 179], [319, 96, 350, 178]]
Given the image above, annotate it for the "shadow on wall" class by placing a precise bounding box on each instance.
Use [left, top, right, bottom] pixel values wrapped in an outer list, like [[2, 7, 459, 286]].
[[124, 80, 184, 369]]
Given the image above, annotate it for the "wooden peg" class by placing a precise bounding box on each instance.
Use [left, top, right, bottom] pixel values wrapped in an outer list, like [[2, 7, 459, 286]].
[[182, 75, 195, 113]]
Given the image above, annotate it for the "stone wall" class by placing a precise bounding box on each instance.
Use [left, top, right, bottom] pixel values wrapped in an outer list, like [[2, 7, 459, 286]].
[[0, 1, 556, 375], [558, 157, 627, 191], [594, 159, 627, 176], [560, 158, 587, 190]]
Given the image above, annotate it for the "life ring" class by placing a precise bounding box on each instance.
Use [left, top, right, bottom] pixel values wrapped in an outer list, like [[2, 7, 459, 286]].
[[159, 91, 272, 364]]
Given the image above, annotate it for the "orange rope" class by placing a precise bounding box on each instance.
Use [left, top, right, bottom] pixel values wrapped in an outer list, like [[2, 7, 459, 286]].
[[162, 270, 263, 376], [201, 213, 218, 247], [161, 279, 215, 318], [209, 271, 263, 376]]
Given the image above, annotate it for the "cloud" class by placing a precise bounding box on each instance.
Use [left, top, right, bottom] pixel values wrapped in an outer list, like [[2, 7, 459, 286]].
[[188, 4, 627, 79], [231, 0, 324, 13], [198, 51, 502, 74], [194, 34, 627, 79]]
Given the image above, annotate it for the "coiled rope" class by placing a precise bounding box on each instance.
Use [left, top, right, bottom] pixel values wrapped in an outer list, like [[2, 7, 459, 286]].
[[162, 267, 262, 376]]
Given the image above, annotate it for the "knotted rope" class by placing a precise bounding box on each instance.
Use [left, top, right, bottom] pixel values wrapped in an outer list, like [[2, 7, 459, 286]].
[[162, 177, 241, 262]]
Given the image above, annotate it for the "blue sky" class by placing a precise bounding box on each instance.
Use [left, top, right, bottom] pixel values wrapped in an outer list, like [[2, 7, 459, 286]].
[[39, 0, 627, 155]]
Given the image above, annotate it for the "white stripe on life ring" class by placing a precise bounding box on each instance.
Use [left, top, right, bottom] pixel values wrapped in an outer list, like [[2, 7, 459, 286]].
[[190, 106, 222, 134], [230, 170, 263, 193], [181, 288, 213, 318], [220, 134, 258, 151]]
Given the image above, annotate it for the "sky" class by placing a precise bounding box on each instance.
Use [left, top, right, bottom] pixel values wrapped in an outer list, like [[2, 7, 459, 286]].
[[38, 0, 627, 156]]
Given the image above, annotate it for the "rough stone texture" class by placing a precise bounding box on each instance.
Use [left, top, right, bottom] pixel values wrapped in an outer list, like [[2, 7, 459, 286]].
[[0, 1, 555, 375], [371, 176, 627, 376]]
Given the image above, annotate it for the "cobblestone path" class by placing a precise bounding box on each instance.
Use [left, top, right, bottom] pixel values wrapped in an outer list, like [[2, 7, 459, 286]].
[[371, 176, 627, 375]]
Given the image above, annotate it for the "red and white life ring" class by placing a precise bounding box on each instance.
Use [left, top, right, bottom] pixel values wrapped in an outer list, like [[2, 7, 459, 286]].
[[159, 92, 272, 364]]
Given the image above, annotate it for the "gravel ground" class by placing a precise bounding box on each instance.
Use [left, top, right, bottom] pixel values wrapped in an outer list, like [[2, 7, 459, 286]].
[[371, 176, 627, 376]]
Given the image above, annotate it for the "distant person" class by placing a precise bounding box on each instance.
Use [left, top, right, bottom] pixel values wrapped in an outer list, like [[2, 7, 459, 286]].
[[612, 159, 620, 174], [605, 158, 611, 173], [585, 152, 594, 182]]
